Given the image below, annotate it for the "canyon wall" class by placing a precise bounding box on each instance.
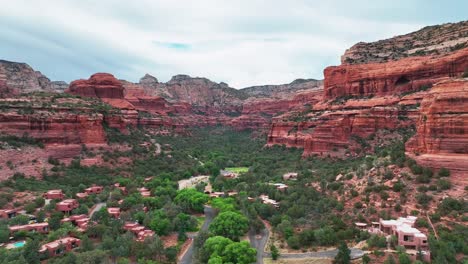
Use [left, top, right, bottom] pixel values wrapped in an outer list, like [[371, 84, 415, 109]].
[[324, 48, 468, 99]]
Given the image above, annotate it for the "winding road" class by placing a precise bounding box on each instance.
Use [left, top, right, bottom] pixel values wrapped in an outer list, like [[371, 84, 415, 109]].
[[179, 206, 216, 264], [249, 227, 269, 264], [263, 248, 365, 260], [249, 225, 364, 263]]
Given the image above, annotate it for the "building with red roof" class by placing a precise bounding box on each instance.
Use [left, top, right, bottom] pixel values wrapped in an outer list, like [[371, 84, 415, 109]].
[[56, 199, 79, 213], [39, 237, 80, 257], [9, 222, 49, 235], [43, 190, 64, 200]]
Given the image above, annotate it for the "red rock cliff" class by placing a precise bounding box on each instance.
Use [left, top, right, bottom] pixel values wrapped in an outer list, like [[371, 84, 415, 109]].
[[324, 48, 468, 99]]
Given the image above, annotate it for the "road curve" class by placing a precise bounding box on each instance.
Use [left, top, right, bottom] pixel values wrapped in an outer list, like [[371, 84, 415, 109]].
[[179, 206, 216, 264], [249, 227, 269, 264]]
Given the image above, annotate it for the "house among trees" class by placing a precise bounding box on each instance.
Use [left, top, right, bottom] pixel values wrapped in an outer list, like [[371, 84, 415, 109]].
[[283, 172, 298, 181], [259, 195, 280, 208], [123, 222, 155, 241], [0, 209, 17, 219], [9, 222, 49, 235], [61, 214, 90, 232], [84, 185, 103, 195], [138, 187, 151, 197], [220, 170, 238, 179], [371, 216, 430, 261], [75, 192, 88, 199], [39, 237, 80, 257], [273, 183, 288, 191], [56, 199, 79, 213], [114, 183, 127, 194], [107, 207, 121, 218], [43, 189, 65, 200]]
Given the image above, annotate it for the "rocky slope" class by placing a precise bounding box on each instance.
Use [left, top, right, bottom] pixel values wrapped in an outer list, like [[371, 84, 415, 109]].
[[342, 20, 468, 64], [0, 60, 67, 96]]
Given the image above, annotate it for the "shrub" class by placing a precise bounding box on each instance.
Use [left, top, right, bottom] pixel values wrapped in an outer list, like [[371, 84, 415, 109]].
[[287, 235, 301, 249], [437, 179, 451, 190], [367, 235, 387, 248], [437, 167, 450, 177], [416, 193, 432, 207]]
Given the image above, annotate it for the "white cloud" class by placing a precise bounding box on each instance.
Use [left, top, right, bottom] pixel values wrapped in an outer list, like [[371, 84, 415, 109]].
[[0, 0, 438, 87]]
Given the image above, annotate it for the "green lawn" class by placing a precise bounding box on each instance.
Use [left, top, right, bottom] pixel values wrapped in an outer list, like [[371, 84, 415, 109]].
[[225, 167, 249, 173]]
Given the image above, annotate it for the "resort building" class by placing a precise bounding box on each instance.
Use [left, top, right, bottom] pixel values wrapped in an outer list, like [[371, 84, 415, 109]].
[[61, 214, 90, 231], [123, 222, 155, 242], [369, 216, 430, 261], [43, 190, 64, 200], [9, 222, 49, 235], [0, 209, 17, 219], [283, 172, 298, 181], [138, 187, 151, 197], [259, 195, 280, 208], [39, 237, 80, 257], [273, 183, 288, 191], [114, 183, 128, 194], [84, 185, 103, 195], [107, 207, 121, 218], [220, 170, 238, 179], [76, 192, 88, 199], [56, 199, 79, 213]]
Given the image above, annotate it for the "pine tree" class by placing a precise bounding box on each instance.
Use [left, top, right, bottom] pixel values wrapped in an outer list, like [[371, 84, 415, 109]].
[[334, 241, 350, 264]]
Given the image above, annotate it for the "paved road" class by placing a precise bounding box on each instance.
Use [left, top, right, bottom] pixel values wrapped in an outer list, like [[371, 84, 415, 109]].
[[263, 248, 365, 260], [179, 206, 216, 264], [89, 202, 106, 218], [249, 227, 269, 264]]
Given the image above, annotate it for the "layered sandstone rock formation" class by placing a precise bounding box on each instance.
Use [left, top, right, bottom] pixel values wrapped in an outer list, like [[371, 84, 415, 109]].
[[67, 73, 125, 99], [267, 29, 468, 164], [342, 20, 468, 64], [405, 79, 468, 179], [325, 48, 468, 99]]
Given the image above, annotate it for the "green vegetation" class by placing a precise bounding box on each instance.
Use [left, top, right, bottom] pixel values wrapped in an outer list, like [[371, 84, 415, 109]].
[[0, 125, 465, 263], [0, 133, 44, 149], [224, 167, 249, 173]]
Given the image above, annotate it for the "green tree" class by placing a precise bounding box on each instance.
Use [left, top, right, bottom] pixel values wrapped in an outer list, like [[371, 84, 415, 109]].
[[174, 188, 208, 213], [271, 244, 280, 260], [23, 238, 40, 264], [398, 253, 412, 264], [149, 211, 171, 236], [75, 249, 110, 264], [223, 241, 256, 264], [384, 254, 396, 264], [333, 241, 350, 264], [48, 212, 63, 230], [80, 235, 94, 252], [204, 236, 233, 257], [209, 211, 249, 241]]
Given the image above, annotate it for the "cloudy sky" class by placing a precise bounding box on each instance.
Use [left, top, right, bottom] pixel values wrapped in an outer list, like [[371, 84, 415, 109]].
[[1, 0, 466, 88]]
